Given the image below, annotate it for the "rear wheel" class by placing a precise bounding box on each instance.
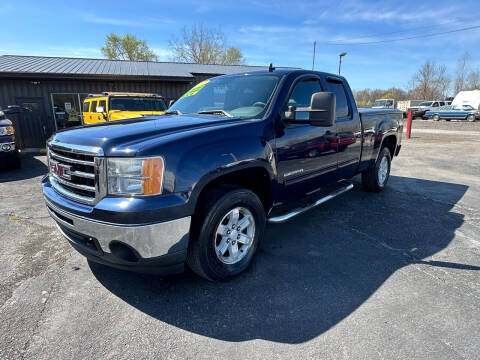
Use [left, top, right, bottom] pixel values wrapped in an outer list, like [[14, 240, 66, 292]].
[[467, 114, 476, 122], [362, 147, 391, 192], [433, 114, 440, 121], [187, 188, 265, 281]]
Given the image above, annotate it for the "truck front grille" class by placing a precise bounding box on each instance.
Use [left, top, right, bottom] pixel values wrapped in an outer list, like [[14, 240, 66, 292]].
[[47, 140, 105, 205]]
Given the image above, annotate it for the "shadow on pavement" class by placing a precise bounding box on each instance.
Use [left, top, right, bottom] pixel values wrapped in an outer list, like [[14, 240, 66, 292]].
[[89, 176, 470, 344], [0, 153, 47, 182]]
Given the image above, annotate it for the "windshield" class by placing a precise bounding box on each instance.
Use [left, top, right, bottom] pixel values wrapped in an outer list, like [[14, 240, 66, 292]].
[[373, 100, 387, 107], [419, 101, 433, 106], [109, 97, 167, 111], [168, 74, 282, 119]]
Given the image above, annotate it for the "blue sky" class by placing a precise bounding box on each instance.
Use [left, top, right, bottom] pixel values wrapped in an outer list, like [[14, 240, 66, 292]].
[[1, 0, 480, 91]]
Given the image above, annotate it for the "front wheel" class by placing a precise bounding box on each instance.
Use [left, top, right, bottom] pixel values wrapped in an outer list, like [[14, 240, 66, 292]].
[[187, 188, 266, 281], [433, 114, 440, 121], [362, 147, 391, 192]]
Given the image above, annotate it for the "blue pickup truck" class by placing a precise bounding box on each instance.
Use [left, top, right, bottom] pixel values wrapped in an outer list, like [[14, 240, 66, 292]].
[[43, 68, 403, 281]]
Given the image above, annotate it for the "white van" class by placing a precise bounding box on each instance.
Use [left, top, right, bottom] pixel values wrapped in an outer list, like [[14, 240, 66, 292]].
[[452, 90, 480, 110]]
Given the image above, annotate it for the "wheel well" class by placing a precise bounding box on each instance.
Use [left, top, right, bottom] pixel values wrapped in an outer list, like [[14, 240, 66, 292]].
[[194, 167, 272, 215], [381, 135, 397, 157]]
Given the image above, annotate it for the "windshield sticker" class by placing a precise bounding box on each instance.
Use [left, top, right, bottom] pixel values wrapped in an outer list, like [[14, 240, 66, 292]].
[[180, 80, 209, 99]]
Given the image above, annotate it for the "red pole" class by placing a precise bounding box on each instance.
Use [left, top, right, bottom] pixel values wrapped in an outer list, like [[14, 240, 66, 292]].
[[406, 109, 413, 139]]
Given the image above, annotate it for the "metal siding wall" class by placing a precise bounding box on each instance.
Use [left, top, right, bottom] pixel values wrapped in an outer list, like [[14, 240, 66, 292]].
[[0, 74, 222, 147]]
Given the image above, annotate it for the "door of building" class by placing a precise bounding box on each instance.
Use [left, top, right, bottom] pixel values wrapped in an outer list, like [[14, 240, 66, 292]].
[[15, 97, 46, 149]]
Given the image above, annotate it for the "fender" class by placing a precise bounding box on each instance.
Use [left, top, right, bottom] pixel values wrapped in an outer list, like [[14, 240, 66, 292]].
[[173, 134, 277, 212], [369, 116, 401, 165]]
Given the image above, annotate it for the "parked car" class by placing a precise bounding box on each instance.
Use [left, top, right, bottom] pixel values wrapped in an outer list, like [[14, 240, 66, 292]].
[[82, 92, 167, 124], [426, 104, 479, 122], [408, 100, 447, 119], [0, 105, 31, 169], [43, 69, 403, 281]]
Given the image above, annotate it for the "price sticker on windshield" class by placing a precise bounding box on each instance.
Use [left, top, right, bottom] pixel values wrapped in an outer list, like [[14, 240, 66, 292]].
[[180, 80, 209, 99]]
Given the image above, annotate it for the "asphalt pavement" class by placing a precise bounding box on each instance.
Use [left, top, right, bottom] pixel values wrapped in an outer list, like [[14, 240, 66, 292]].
[[1, 120, 479, 359]]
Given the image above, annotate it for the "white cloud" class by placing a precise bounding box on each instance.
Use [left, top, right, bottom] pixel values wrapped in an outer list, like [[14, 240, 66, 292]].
[[152, 47, 174, 61], [78, 13, 173, 28]]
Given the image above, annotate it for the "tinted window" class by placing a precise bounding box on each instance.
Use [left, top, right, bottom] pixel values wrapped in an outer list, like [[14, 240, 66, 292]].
[[98, 100, 106, 112], [83, 101, 90, 112], [326, 80, 349, 118], [109, 97, 168, 111], [288, 78, 322, 108], [168, 74, 281, 119]]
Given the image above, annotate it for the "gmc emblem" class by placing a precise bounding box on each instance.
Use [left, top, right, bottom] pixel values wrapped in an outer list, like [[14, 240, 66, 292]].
[[50, 160, 72, 180]]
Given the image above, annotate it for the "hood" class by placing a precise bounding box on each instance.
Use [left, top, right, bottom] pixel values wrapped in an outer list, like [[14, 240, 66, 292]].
[[0, 118, 12, 127], [109, 110, 165, 121], [52, 114, 243, 156]]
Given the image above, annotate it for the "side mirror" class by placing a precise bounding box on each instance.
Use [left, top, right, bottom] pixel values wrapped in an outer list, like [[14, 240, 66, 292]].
[[96, 106, 104, 113], [309, 92, 336, 126], [282, 92, 336, 127], [168, 99, 175, 108]]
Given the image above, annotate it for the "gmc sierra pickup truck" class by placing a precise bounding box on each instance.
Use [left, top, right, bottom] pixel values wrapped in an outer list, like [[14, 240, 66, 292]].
[[42, 68, 403, 281]]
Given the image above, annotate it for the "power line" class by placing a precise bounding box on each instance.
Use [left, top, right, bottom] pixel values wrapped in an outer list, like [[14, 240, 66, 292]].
[[326, 24, 480, 45], [326, 16, 480, 43]]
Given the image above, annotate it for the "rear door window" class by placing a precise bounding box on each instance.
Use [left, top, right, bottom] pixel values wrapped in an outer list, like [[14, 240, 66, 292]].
[[325, 79, 350, 118]]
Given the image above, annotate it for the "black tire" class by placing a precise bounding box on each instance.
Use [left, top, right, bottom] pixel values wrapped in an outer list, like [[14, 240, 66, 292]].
[[362, 147, 391, 193], [187, 188, 266, 281], [433, 114, 440, 121], [467, 114, 476, 122]]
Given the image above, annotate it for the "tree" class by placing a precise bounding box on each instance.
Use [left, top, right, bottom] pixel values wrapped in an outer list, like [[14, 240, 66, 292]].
[[101, 33, 158, 61], [409, 61, 450, 100], [454, 52, 470, 94], [353, 87, 409, 107], [169, 24, 245, 65], [466, 70, 480, 90]]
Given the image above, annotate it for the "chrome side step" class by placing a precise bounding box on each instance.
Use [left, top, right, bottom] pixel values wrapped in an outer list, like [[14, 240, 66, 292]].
[[268, 181, 354, 223]]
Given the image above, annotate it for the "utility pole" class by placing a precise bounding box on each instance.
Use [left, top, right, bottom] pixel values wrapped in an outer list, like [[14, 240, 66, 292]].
[[312, 41, 316, 70], [338, 52, 347, 75]]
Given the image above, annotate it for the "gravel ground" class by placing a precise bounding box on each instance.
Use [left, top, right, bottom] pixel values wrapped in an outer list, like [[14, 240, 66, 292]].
[[1, 122, 479, 360]]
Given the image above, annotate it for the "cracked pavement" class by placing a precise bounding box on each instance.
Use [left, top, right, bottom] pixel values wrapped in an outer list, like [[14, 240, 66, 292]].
[[1, 121, 479, 359]]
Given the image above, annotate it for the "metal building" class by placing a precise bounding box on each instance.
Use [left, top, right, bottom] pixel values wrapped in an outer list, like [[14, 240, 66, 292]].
[[0, 55, 265, 149]]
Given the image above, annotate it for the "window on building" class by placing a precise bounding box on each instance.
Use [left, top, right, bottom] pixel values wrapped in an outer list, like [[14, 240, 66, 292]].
[[51, 93, 82, 129]]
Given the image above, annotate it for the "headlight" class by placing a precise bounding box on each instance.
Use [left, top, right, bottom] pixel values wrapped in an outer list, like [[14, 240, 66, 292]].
[[0, 126, 14, 136], [107, 157, 164, 196]]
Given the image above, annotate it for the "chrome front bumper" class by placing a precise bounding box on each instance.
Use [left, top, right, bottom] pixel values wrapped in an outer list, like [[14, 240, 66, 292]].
[[45, 199, 191, 259]]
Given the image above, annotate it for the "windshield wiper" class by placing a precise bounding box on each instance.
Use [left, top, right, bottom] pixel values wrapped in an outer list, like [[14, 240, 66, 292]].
[[197, 110, 233, 117], [165, 109, 182, 115]]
